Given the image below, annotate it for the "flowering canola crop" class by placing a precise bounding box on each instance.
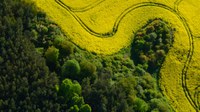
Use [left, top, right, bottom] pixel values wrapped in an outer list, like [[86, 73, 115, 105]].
[[33, 0, 200, 111]]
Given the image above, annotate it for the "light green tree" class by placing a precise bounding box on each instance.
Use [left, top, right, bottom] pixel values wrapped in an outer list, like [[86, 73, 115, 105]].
[[80, 104, 92, 112]]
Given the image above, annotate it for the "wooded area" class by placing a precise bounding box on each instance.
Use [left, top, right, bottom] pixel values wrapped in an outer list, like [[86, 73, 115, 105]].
[[0, 0, 174, 111]]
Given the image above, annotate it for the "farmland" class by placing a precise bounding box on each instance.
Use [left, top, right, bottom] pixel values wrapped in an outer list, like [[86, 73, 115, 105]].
[[24, 0, 200, 111]]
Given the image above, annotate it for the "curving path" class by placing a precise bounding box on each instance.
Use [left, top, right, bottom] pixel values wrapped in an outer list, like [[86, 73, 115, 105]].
[[58, 0, 106, 12], [33, 0, 199, 111]]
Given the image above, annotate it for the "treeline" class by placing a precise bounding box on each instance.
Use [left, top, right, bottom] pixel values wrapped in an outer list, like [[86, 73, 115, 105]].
[[36, 18, 173, 111], [0, 0, 90, 111], [0, 0, 174, 112]]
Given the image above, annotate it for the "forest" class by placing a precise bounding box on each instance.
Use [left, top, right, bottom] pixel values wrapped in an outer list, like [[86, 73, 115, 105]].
[[0, 0, 176, 111]]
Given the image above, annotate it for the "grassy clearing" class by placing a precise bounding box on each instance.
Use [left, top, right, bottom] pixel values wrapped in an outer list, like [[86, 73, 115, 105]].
[[33, 0, 199, 111]]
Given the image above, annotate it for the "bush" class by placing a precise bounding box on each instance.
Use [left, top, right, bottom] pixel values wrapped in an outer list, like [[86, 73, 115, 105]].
[[58, 79, 81, 100], [133, 98, 149, 112], [58, 79, 92, 111], [72, 94, 84, 107], [135, 66, 146, 76], [150, 98, 170, 112], [80, 104, 92, 112], [36, 24, 48, 34], [53, 36, 65, 46], [80, 60, 97, 79], [45, 46, 59, 64], [59, 40, 75, 56], [141, 73, 156, 89], [69, 105, 79, 112], [61, 59, 80, 79]]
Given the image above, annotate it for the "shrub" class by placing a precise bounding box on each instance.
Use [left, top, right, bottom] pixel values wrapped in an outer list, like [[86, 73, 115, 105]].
[[139, 54, 149, 64], [133, 98, 149, 112], [59, 41, 75, 56], [36, 47, 44, 55], [72, 94, 84, 107], [135, 66, 146, 76], [150, 98, 170, 112], [45, 46, 59, 64], [31, 29, 38, 40], [141, 73, 156, 89], [36, 24, 48, 34], [80, 104, 92, 112], [53, 36, 65, 46], [69, 105, 79, 112], [80, 60, 97, 79], [58, 79, 81, 100], [149, 32, 157, 40], [58, 79, 92, 111], [61, 59, 80, 79]]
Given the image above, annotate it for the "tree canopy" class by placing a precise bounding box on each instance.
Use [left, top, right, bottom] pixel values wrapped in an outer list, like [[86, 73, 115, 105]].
[[0, 0, 173, 111]]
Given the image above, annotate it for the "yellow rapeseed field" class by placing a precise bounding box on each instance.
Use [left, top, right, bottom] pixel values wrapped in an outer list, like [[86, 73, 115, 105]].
[[32, 0, 181, 55], [33, 0, 199, 111], [185, 38, 200, 110]]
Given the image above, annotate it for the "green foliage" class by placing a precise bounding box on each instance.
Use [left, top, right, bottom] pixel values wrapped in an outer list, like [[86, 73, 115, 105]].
[[131, 18, 174, 73], [36, 24, 48, 34], [62, 59, 81, 79], [48, 24, 61, 34], [0, 0, 172, 111], [0, 0, 91, 111], [36, 47, 44, 55], [45, 46, 59, 64], [72, 94, 85, 107], [57, 79, 92, 111], [150, 98, 171, 112], [135, 65, 146, 75], [57, 40, 75, 56], [31, 29, 38, 41], [0, 56, 4, 64], [58, 79, 81, 99], [80, 104, 92, 112], [69, 105, 79, 112], [53, 36, 65, 47], [80, 60, 97, 79], [133, 98, 149, 112], [117, 77, 136, 95], [0, 9, 62, 110], [140, 73, 156, 90]]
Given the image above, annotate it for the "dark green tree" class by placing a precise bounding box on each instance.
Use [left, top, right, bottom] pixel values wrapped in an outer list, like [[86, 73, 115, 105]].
[[45, 46, 59, 64], [62, 59, 81, 79], [80, 60, 97, 80]]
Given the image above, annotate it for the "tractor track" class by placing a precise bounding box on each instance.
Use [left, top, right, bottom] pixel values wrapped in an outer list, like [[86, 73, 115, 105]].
[[59, 0, 105, 12], [55, 0, 199, 111], [194, 86, 200, 110], [174, 0, 182, 11]]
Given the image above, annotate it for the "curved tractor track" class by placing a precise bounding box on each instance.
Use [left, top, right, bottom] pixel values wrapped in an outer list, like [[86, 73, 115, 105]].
[[55, 0, 199, 111], [195, 86, 200, 110], [49, 0, 199, 111], [58, 0, 106, 12]]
